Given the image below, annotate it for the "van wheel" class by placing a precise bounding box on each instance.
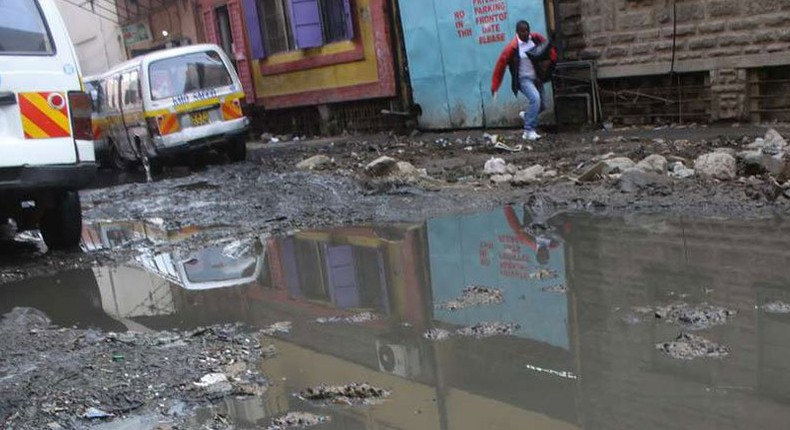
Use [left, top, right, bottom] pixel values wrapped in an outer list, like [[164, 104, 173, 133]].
[[109, 142, 136, 171], [40, 191, 82, 251], [226, 138, 247, 163]]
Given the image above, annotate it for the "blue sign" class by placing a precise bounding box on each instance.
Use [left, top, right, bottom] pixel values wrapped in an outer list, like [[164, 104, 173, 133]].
[[399, 0, 552, 129], [427, 207, 569, 349]]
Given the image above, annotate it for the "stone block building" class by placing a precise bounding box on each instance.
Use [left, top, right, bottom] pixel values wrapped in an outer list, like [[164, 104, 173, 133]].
[[557, 0, 790, 124]]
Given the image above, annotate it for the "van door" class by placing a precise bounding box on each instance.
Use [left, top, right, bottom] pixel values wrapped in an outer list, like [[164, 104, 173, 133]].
[[0, 0, 80, 167], [107, 74, 134, 159], [120, 68, 146, 156]]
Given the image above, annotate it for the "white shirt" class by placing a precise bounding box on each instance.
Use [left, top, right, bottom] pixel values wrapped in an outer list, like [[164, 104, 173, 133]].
[[518, 38, 536, 79]]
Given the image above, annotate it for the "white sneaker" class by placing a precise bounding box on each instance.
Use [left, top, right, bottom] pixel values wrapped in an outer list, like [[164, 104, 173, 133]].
[[519, 111, 526, 121], [522, 130, 541, 141]]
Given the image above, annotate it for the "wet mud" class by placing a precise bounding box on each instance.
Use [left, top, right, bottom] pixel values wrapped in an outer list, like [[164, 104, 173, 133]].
[[3, 189, 790, 428]]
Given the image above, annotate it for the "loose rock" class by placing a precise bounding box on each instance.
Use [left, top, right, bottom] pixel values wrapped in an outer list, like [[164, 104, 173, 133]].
[[603, 157, 636, 175], [490, 174, 513, 185], [616, 169, 671, 194], [636, 154, 669, 175], [484, 157, 507, 175], [365, 156, 399, 176], [695, 153, 737, 180], [296, 155, 332, 171], [512, 165, 545, 185]]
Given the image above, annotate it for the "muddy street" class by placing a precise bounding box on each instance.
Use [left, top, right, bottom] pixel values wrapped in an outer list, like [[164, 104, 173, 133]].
[[3, 126, 790, 429]]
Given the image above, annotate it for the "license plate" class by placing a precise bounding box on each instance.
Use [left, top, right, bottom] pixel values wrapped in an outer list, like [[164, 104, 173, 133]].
[[190, 111, 210, 126]]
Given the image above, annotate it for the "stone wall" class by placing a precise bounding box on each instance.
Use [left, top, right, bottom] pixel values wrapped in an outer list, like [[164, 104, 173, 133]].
[[557, 0, 790, 121]]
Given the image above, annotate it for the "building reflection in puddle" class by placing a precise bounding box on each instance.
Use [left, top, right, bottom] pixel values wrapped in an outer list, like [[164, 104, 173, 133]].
[[5, 207, 790, 429]]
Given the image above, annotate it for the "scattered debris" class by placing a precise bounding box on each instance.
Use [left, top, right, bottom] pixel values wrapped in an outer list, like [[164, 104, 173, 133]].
[[261, 321, 292, 336], [541, 284, 568, 294], [512, 165, 546, 185], [669, 161, 695, 179], [267, 412, 330, 430], [530, 269, 559, 280], [654, 303, 736, 330], [762, 301, 790, 314], [82, 407, 114, 420], [493, 141, 524, 153], [298, 383, 391, 405], [316, 312, 380, 324], [261, 344, 280, 358], [656, 333, 730, 360], [194, 373, 229, 388], [456, 322, 520, 339], [525, 364, 578, 380], [423, 328, 452, 341], [436, 286, 504, 310]]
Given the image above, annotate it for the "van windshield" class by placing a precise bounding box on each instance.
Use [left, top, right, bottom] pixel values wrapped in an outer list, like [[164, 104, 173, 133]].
[[0, 0, 54, 54], [149, 50, 232, 100]]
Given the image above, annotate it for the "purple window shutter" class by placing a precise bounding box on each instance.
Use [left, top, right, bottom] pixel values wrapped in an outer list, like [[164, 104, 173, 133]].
[[241, 0, 266, 58], [343, 0, 353, 40], [289, 0, 324, 48]]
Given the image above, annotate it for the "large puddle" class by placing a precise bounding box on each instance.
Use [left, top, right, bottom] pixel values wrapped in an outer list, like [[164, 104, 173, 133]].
[[3, 207, 790, 429]]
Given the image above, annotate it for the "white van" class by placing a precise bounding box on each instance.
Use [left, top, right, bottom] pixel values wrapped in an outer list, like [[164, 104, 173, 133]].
[[83, 75, 109, 164], [0, 0, 96, 249], [98, 44, 249, 170]]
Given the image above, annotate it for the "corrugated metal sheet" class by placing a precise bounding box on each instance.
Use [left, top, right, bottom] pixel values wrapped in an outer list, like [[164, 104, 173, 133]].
[[399, 0, 550, 129]]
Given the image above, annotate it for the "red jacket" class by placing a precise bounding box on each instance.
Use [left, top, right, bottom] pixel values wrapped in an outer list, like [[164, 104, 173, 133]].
[[491, 33, 557, 95]]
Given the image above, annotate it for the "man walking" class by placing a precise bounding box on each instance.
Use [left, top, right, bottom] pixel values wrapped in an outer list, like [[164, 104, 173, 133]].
[[491, 20, 556, 141]]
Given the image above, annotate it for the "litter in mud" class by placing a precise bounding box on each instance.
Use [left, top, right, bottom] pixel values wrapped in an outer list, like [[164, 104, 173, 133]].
[[315, 312, 380, 324], [654, 303, 737, 330], [267, 412, 330, 429], [656, 332, 730, 360], [541, 284, 568, 294], [456, 322, 520, 339], [297, 383, 391, 406], [761, 301, 790, 314], [436, 286, 504, 311], [423, 328, 452, 341], [261, 321, 292, 336], [530, 269, 559, 280], [525, 364, 578, 380], [0, 308, 267, 430], [81, 407, 114, 420]]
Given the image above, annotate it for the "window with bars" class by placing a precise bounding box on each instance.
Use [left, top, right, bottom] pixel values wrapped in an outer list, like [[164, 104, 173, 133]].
[[256, 0, 295, 55], [242, 0, 354, 58]]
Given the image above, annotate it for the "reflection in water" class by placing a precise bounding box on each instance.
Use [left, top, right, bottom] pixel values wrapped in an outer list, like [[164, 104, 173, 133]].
[[4, 209, 790, 428]]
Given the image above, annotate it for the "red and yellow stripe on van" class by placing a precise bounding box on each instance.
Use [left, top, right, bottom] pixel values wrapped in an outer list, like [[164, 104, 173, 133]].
[[156, 113, 180, 135], [18, 92, 71, 139], [221, 98, 243, 121]]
